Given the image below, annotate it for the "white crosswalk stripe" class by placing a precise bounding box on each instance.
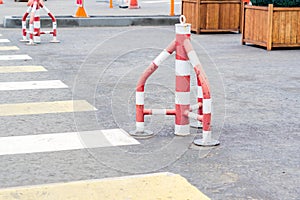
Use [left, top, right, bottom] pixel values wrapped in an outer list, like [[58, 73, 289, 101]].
[[0, 100, 97, 116], [0, 54, 32, 60], [0, 46, 19, 51], [0, 129, 139, 156], [0, 39, 10, 43], [0, 65, 47, 73], [0, 80, 68, 91]]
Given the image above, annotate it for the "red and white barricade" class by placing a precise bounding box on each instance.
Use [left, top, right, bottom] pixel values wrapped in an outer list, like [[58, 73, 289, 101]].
[[130, 16, 220, 146], [20, 0, 59, 45]]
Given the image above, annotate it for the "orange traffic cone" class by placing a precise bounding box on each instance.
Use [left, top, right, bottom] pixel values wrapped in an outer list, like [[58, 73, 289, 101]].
[[129, 0, 140, 9], [75, 0, 89, 18], [0, 0, 4, 5], [75, 6, 88, 17]]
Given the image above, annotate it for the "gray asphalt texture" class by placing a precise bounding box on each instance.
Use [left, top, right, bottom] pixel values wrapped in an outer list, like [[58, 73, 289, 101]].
[[0, 1, 300, 199]]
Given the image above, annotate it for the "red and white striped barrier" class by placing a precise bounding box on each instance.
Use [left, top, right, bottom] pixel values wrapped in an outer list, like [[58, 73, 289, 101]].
[[20, 0, 59, 45], [131, 16, 220, 146], [130, 40, 176, 138]]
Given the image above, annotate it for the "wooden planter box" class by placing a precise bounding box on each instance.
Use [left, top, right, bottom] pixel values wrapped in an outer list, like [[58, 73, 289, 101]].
[[181, 0, 242, 34], [242, 4, 300, 50]]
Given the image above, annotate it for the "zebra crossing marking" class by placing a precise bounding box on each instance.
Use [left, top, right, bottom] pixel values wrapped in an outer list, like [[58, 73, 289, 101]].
[[0, 46, 20, 51], [0, 173, 210, 200], [0, 55, 32, 61], [0, 65, 47, 73], [0, 80, 68, 91], [0, 39, 10, 43], [0, 129, 139, 156], [0, 100, 97, 116]]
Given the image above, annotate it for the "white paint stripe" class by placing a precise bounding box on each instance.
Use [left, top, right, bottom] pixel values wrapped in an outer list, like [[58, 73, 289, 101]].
[[0, 46, 19, 51], [102, 129, 140, 146], [22, 21, 27, 29], [188, 51, 201, 67], [0, 55, 32, 61], [176, 60, 191, 76], [34, 21, 40, 29], [202, 131, 212, 142], [43, 6, 50, 13], [153, 50, 170, 66], [136, 91, 144, 105], [198, 86, 203, 98], [175, 24, 191, 35], [0, 66, 47, 73], [0, 100, 97, 117], [0, 129, 139, 156], [136, 122, 144, 132], [203, 99, 212, 114], [0, 34, 2, 37], [175, 92, 190, 105], [0, 80, 68, 91], [151, 109, 166, 115], [0, 39, 10, 43], [174, 125, 190, 136]]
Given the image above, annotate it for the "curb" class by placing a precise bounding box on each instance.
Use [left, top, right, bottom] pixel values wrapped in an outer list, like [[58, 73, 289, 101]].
[[3, 15, 180, 28]]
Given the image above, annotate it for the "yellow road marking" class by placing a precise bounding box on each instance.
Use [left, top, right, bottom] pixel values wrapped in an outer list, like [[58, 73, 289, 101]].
[[0, 46, 19, 51], [0, 100, 97, 116], [0, 66, 47, 73], [0, 173, 210, 200]]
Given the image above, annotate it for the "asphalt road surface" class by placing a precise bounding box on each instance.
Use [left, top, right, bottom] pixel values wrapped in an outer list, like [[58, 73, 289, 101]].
[[0, 26, 299, 199]]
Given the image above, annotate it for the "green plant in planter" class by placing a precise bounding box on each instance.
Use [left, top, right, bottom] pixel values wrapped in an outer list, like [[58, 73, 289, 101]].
[[251, 0, 300, 7]]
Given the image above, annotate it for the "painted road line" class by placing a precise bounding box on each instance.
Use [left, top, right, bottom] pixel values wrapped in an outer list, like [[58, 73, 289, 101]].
[[0, 34, 2, 36], [0, 39, 10, 43], [0, 46, 19, 51], [0, 65, 47, 73], [0, 172, 210, 200], [0, 55, 32, 61], [0, 80, 68, 91], [0, 129, 139, 156], [0, 100, 97, 117]]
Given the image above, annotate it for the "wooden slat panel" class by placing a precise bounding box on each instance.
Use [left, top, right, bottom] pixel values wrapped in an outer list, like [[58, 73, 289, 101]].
[[246, 8, 253, 40], [298, 12, 300, 43], [253, 9, 257, 41], [221, 4, 233, 29], [285, 11, 292, 44], [219, 4, 226, 29], [206, 4, 220, 29], [182, 2, 197, 31], [233, 4, 241, 28], [272, 11, 280, 43], [279, 11, 286, 44], [261, 10, 269, 42], [200, 4, 207, 29], [290, 11, 297, 44]]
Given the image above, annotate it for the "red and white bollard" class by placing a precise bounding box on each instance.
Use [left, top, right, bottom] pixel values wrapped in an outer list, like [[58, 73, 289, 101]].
[[21, 0, 59, 45], [131, 15, 220, 146], [20, 6, 32, 42], [174, 18, 191, 136]]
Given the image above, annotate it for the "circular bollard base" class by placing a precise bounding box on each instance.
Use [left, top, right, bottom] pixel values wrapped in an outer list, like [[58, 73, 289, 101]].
[[193, 139, 220, 147], [129, 130, 154, 139], [50, 39, 60, 43], [190, 122, 203, 129]]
